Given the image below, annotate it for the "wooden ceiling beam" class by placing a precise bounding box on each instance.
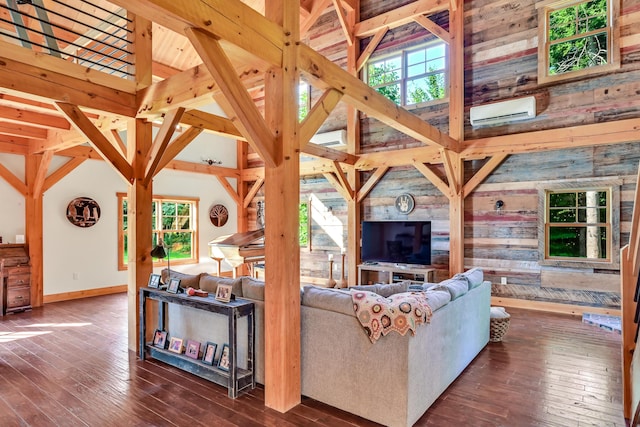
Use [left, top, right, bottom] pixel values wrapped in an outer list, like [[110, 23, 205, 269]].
[[243, 177, 264, 208], [42, 157, 86, 193], [0, 161, 27, 196], [0, 122, 48, 139], [462, 154, 508, 197], [137, 62, 267, 117], [0, 41, 136, 117], [299, 88, 343, 146], [331, 0, 354, 46], [414, 15, 450, 44], [413, 161, 451, 197], [300, 0, 332, 36], [356, 26, 388, 72], [181, 110, 245, 140], [144, 107, 185, 185], [31, 150, 53, 199], [357, 166, 389, 202], [354, 0, 449, 38], [109, 0, 284, 67], [0, 105, 70, 130], [155, 126, 204, 173], [186, 27, 278, 168], [298, 44, 458, 151], [55, 102, 133, 184], [355, 145, 441, 169], [302, 143, 357, 164], [461, 118, 640, 159]]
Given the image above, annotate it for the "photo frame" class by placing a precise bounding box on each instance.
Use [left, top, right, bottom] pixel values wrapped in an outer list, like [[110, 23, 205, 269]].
[[152, 329, 168, 349], [202, 342, 218, 365], [168, 337, 183, 354], [215, 283, 232, 303], [148, 273, 161, 289], [167, 278, 181, 294], [185, 340, 201, 360], [218, 343, 230, 371]]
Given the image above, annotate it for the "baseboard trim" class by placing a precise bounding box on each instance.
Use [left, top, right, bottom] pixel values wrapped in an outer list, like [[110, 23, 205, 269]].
[[491, 296, 621, 317], [44, 285, 128, 303]]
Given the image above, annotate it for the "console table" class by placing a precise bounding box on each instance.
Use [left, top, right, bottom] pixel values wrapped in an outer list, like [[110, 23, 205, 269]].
[[358, 263, 435, 286], [139, 287, 255, 398]]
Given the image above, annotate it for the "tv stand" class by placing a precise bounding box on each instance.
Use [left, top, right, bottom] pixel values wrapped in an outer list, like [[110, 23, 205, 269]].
[[357, 263, 435, 286]]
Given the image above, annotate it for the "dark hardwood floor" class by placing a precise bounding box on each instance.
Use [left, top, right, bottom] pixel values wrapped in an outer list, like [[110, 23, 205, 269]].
[[0, 294, 626, 426]]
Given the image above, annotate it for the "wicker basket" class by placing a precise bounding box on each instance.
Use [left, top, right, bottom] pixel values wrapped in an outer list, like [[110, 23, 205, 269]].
[[489, 315, 511, 342]]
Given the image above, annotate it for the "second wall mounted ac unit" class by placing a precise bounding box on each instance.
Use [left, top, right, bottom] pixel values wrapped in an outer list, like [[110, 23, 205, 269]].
[[470, 96, 536, 127]]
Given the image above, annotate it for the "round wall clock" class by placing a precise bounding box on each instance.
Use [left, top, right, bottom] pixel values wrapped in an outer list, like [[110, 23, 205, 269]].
[[395, 193, 415, 214], [67, 197, 101, 228], [209, 204, 229, 227]]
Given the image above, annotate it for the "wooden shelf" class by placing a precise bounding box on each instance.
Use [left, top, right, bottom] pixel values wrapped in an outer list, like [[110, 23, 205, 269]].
[[139, 287, 255, 398]]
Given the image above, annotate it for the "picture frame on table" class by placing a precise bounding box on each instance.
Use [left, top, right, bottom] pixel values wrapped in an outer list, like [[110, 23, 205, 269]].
[[152, 329, 168, 349], [185, 340, 201, 359], [202, 342, 218, 365], [215, 284, 232, 303], [218, 343, 230, 371], [148, 273, 161, 289], [168, 337, 183, 354], [167, 278, 181, 294]]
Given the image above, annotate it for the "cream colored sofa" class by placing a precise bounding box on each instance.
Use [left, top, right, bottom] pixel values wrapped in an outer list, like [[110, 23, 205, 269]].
[[160, 268, 491, 427]]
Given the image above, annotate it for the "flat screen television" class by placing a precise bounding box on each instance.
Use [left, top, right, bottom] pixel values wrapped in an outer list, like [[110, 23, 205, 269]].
[[361, 221, 431, 265]]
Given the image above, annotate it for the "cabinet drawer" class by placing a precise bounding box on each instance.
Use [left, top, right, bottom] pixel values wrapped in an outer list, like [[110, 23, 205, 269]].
[[6, 265, 30, 276], [7, 273, 30, 287], [7, 286, 30, 309]]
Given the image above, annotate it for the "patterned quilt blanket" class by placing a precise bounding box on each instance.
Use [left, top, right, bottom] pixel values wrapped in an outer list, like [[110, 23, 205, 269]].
[[351, 290, 433, 343]]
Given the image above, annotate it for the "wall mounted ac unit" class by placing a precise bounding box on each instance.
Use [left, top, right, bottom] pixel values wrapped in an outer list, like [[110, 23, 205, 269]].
[[310, 129, 347, 147], [470, 96, 536, 127]]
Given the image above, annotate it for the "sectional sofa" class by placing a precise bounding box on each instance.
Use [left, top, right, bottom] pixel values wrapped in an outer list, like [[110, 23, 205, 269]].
[[158, 268, 491, 427]]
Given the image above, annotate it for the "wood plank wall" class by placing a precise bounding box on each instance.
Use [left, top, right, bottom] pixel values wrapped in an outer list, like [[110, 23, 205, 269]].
[[243, 0, 640, 309]]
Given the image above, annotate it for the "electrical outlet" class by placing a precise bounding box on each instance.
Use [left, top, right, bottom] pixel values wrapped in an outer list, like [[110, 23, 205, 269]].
[[500, 277, 507, 285], [73, 272, 79, 280]]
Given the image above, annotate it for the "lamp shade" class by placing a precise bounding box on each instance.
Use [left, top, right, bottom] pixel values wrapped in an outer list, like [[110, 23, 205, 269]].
[[151, 244, 167, 259]]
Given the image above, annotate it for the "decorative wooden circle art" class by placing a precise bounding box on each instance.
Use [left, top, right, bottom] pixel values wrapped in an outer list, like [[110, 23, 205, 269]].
[[395, 193, 415, 214], [66, 197, 101, 228], [209, 204, 229, 227]]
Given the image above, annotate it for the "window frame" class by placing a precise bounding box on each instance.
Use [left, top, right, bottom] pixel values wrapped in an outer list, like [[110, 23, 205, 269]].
[[117, 193, 200, 271], [364, 40, 449, 108], [537, 0, 620, 84], [537, 179, 620, 269]]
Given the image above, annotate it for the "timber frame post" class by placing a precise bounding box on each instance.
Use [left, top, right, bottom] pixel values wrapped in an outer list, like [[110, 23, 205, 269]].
[[263, 0, 302, 412], [128, 13, 154, 352]]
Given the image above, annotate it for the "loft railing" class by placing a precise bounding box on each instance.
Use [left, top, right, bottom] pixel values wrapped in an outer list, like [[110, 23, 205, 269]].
[[0, 0, 133, 78], [622, 161, 640, 423]]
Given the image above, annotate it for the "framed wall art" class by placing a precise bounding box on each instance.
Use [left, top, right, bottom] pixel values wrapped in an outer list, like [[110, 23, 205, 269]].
[[66, 197, 101, 228]]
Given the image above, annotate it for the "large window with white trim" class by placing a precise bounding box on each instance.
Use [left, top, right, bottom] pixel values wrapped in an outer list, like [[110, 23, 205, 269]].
[[365, 41, 447, 107], [117, 193, 199, 270]]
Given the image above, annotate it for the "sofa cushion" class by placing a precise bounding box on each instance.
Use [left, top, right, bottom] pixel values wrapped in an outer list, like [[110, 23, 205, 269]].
[[424, 289, 451, 312], [161, 269, 201, 289], [454, 267, 484, 290], [429, 278, 468, 300], [302, 286, 354, 317], [198, 275, 243, 297], [242, 277, 265, 301], [351, 280, 411, 297]]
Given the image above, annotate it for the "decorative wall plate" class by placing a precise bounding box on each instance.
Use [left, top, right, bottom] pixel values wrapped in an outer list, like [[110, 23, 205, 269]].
[[209, 204, 229, 227], [67, 197, 101, 228], [395, 193, 415, 214]]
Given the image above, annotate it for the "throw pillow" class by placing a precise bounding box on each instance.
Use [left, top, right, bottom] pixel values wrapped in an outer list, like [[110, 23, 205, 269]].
[[161, 269, 201, 289], [461, 267, 484, 289], [424, 289, 451, 312], [437, 278, 468, 300], [198, 275, 243, 297]]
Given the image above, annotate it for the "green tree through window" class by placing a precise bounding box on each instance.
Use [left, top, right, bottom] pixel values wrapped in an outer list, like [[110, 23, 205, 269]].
[[366, 42, 447, 107]]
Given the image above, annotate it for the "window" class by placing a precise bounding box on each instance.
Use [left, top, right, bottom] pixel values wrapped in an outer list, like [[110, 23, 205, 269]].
[[538, 180, 620, 269], [299, 82, 310, 122], [117, 193, 199, 270], [300, 201, 309, 247], [537, 0, 619, 83], [365, 42, 447, 107]]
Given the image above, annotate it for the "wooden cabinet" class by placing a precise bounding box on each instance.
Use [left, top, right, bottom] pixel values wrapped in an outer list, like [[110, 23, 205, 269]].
[[0, 244, 31, 316], [358, 263, 435, 286]]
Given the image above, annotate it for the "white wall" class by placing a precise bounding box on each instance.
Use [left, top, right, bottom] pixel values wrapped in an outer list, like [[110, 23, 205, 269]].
[[0, 154, 26, 243], [0, 106, 239, 296]]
